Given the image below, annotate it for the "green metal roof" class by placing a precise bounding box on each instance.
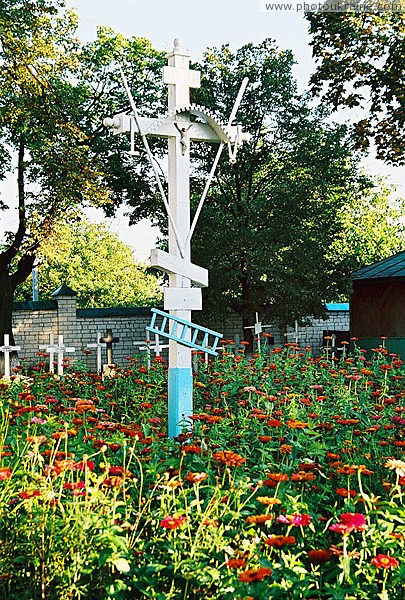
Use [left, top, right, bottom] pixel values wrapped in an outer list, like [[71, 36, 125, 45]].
[[51, 284, 77, 297], [353, 251, 405, 281]]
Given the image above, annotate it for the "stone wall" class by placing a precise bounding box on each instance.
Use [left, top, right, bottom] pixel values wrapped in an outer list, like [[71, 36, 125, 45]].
[[11, 288, 350, 371]]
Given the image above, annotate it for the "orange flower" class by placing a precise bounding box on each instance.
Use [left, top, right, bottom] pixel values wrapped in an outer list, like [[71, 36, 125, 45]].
[[371, 554, 399, 569], [280, 444, 292, 454], [213, 451, 245, 467], [182, 445, 202, 454], [264, 535, 296, 548], [256, 496, 282, 506], [226, 558, 247, 569], [335, 488, 357, 498], [258, 435, 272, 443], [266, 473, 289, 482], [291, 471, 316, 482], [239, 567, 272, 582], [185, 471, 208, 484], [245, 514, 273, 524], [287, 419, 309, 429]]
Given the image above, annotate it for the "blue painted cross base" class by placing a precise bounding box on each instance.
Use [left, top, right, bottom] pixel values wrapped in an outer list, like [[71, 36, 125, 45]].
[[147, 308, 223, 356]]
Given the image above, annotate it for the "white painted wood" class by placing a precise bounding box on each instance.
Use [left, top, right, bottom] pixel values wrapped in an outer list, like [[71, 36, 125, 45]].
[[163, 64, 201, 89], [150, 249, 208, 287], [164, 287, 202, 311]]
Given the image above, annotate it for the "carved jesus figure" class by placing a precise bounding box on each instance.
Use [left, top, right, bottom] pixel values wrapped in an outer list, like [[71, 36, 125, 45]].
[[174, 122, 192, 155]]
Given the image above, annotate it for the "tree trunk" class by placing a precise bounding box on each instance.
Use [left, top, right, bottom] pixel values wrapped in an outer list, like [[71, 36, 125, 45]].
[[0, 267, 18, 375]]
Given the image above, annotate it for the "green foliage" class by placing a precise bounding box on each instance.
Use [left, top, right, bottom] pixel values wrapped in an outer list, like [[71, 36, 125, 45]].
[[14, 219, 162, 307], [190, 40, 371, 326], [306, 12, 405, 164], [330, 179, 405, 284], [0, 0, 166, 341]]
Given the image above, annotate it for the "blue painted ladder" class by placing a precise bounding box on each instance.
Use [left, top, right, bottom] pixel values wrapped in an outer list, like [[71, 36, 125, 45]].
[[147, 308, 223, 356]]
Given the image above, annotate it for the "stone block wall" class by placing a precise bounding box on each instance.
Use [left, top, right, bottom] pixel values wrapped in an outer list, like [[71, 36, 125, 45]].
[[10, 291, 350, 371]]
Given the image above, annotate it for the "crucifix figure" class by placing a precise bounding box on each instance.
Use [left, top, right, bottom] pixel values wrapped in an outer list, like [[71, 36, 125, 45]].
[[104, 38, 249, 437], [0, 334, 21, 378], [174, 121, 192, 155], [100, 329, 120, 366]]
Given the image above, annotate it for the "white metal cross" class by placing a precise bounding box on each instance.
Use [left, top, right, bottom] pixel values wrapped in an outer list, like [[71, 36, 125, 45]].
[[47, 334, 75, 376], [244, 312, 272, 352], [86, 332, 104, 373], [134, 331, 169, 369], [0, 334, 21, 378], [285, 320, 302, 345]]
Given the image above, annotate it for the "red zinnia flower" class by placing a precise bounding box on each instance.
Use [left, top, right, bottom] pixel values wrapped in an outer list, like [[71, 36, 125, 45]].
[[371, 554, 399, 569], [160, 515, 186, 530], [307, 549, 332, 564]]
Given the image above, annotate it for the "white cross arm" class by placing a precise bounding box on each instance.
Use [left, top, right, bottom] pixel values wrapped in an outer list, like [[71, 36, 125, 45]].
[[162, 65, 200, 89], [104, 113, 224, 144], [150, 249, 208, 288]]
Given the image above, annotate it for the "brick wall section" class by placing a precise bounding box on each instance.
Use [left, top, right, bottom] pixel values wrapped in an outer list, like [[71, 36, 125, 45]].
[[11, 293, 350, 370]]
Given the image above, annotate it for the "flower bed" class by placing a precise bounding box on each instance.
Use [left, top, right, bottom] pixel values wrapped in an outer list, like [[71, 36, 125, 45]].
[[0, 342, 404, 599]]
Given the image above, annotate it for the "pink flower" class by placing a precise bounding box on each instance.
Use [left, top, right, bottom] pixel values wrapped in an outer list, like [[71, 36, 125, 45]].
[[329, 512, 367, 535], [160, 515, 186, 530], [292, 513, 311, 527], [277, 513, 311, 527]]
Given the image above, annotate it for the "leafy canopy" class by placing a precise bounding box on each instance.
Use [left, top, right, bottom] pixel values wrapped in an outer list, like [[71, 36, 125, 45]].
[[14, 219, 163, 308], [190, 40, 372, 326], [306, 12, 405, 164]]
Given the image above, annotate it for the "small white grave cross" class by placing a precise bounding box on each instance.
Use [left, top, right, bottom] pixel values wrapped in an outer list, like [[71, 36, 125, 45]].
[[244, 312, 272, 352], [47, 335, 75, 376], [0, 334, 21, 378], [134, 331, 169, 369], [285, 320, 302, 345], [86, 332, 104, 373], [39, 333, 57, 373]]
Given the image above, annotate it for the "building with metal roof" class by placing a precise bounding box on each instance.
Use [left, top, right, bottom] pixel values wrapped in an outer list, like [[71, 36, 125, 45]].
[[351, 251, 405, 356]]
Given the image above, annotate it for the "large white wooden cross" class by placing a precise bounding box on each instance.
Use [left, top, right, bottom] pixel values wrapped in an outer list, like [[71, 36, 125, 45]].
[[0, 334, 21, 378], [104, 39, 249, 437]]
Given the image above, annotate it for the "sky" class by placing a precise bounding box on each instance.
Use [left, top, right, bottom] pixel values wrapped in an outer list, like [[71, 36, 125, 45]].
[[1, 0, 404, 260]]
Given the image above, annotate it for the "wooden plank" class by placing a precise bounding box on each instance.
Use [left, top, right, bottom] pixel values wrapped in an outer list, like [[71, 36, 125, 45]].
[[150, 249, 208, 287], [164, 287, 202, 311]]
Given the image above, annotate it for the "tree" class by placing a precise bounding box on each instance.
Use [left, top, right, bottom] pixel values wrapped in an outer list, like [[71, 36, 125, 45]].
[[189, 40, 374, 333], [305, 12, 405, 164], [14, 219, 162, 307], [329, 179, 405, 282], [0, 0, 166, 365]]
